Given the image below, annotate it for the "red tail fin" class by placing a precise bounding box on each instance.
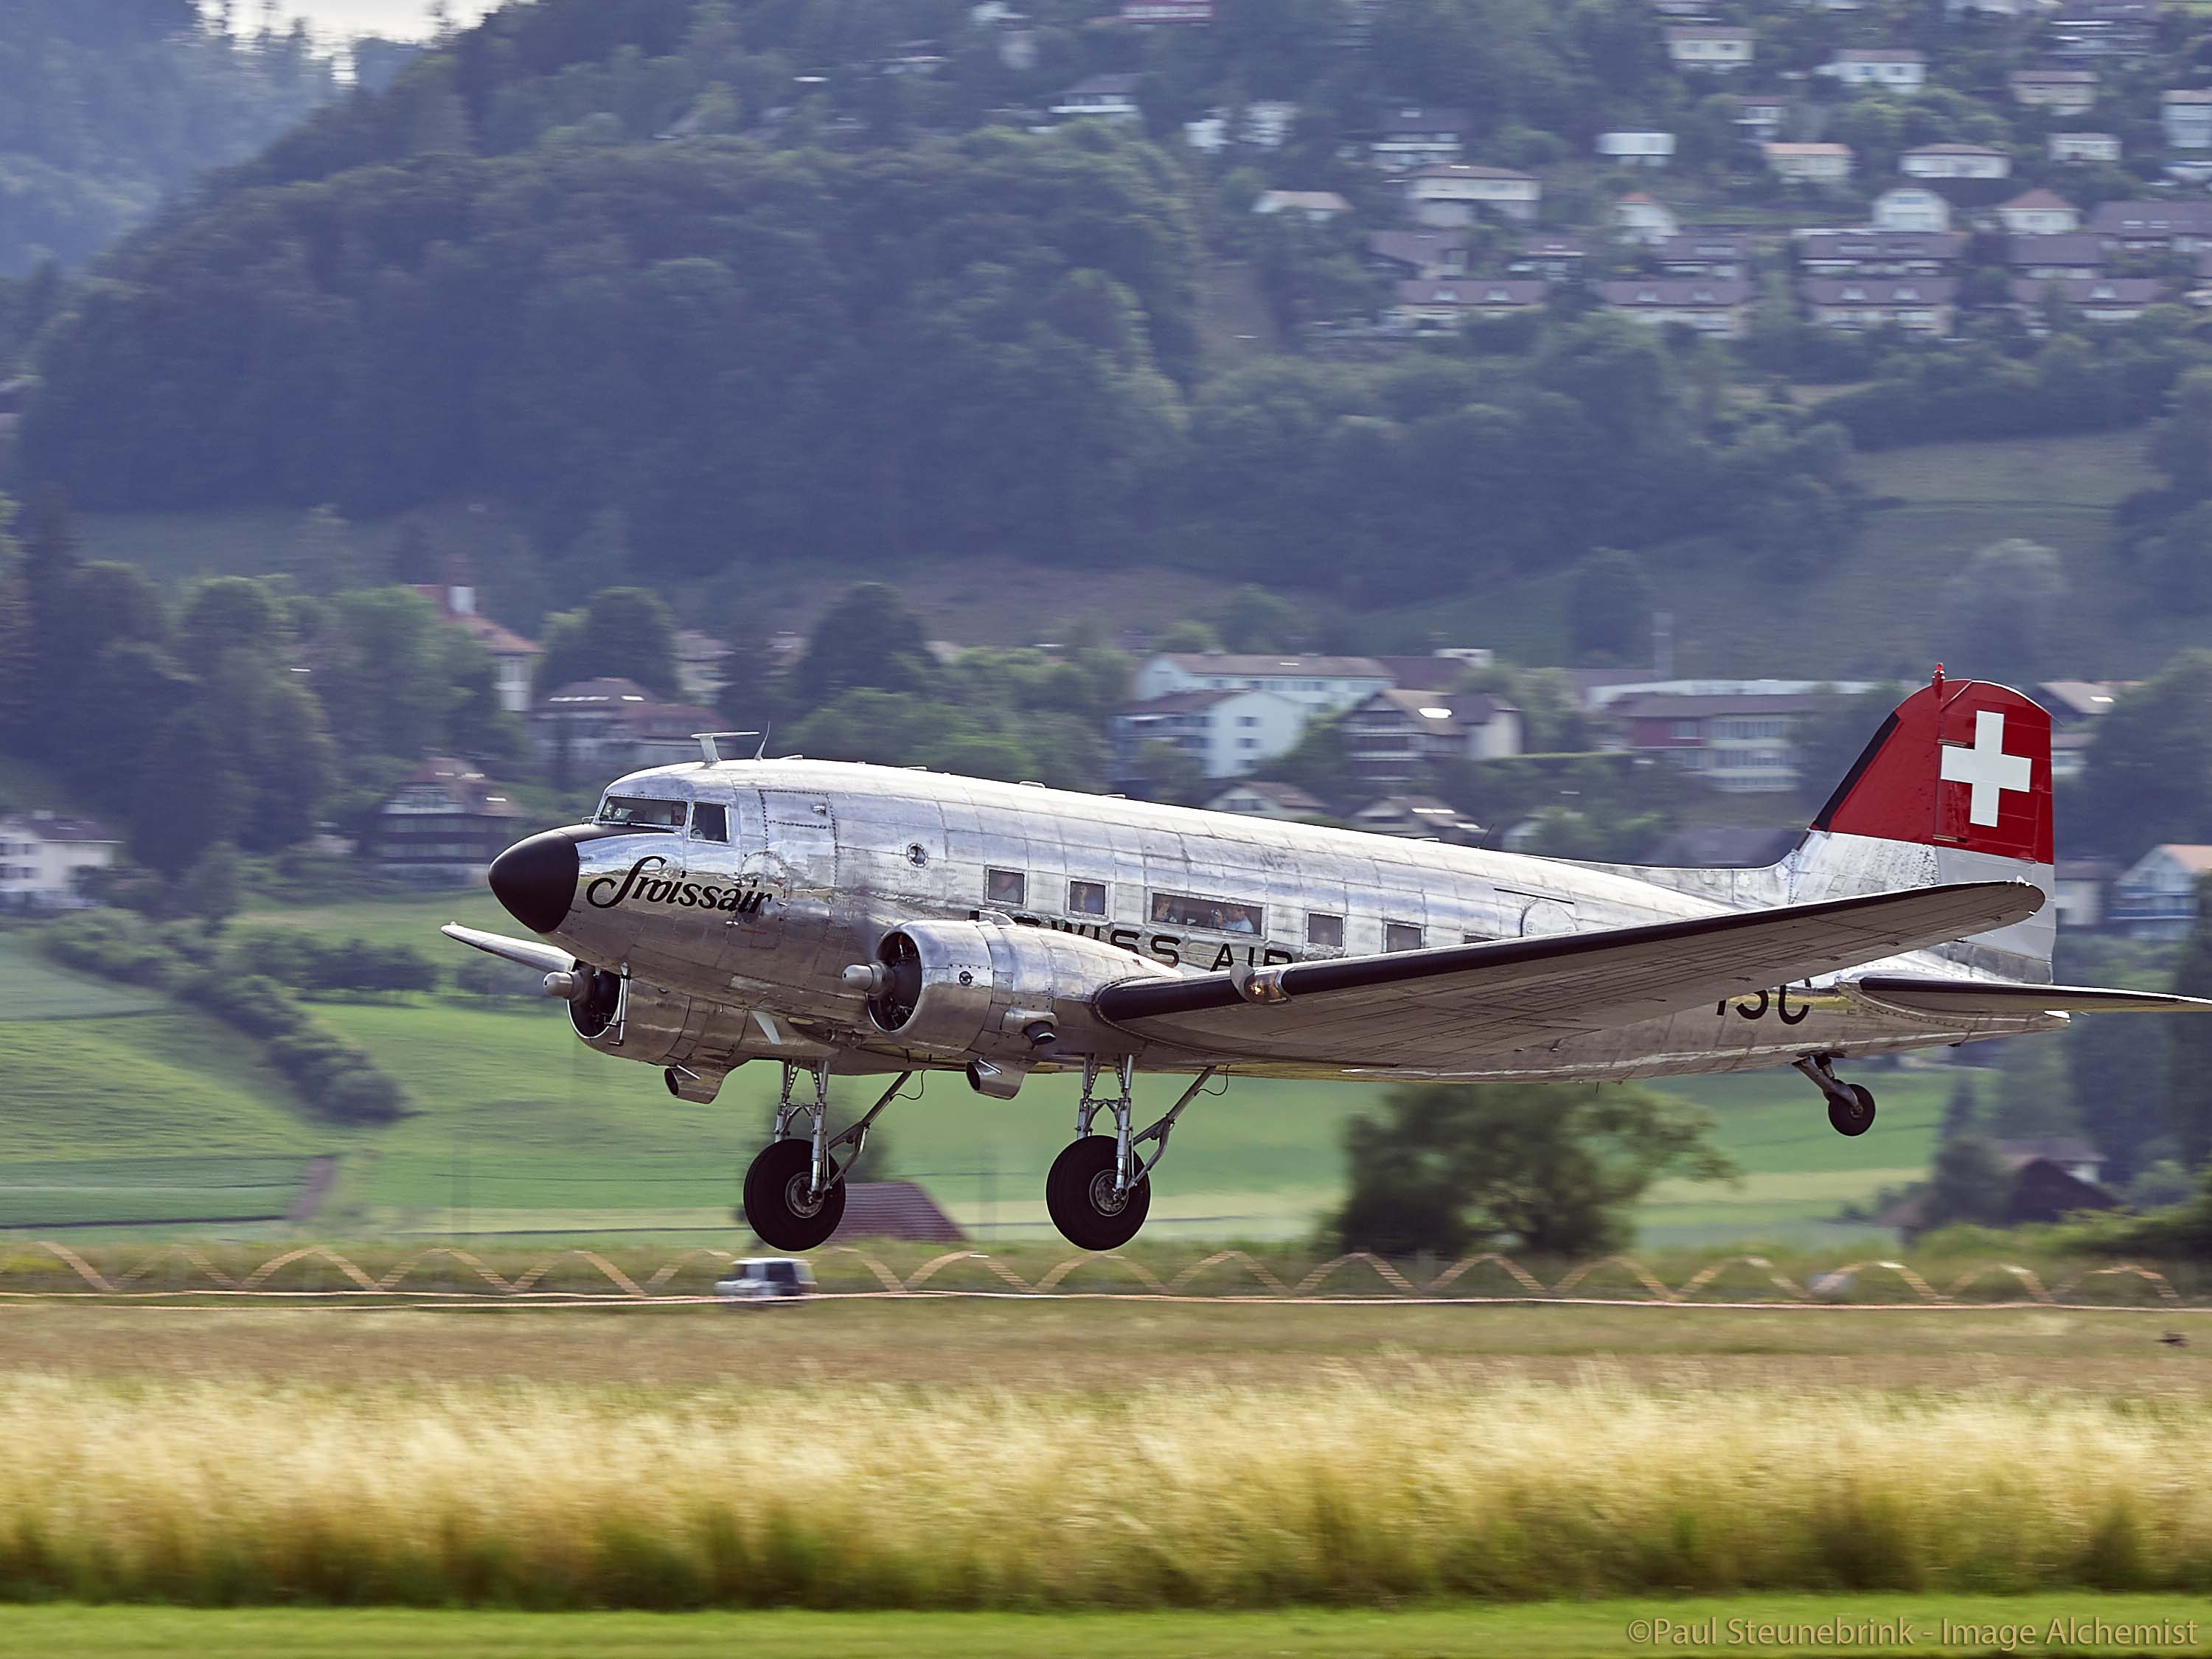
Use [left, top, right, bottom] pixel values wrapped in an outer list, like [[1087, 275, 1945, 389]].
[[1812, 674, 2053, 866]]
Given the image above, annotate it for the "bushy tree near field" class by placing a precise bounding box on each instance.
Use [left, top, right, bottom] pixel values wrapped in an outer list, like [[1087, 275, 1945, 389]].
[[1334, 1081, 1737, 1258]]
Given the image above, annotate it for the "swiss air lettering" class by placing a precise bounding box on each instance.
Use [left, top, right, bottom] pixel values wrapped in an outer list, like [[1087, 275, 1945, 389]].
[[586, 855, 770, 916], [970, 909, 1297, 970]]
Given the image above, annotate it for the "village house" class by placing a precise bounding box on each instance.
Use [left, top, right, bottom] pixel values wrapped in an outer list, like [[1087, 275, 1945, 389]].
[[2110, 844, 2212, 939], [1402, 162, 1541, 225], [1794, 229, 1965, 276], [2049, 131, 2121, 163], [1392, 279, 1550, 332], [372, 758, 522, 883], [1203, 780, 1328, 821], [2049, 0, 2159, 60], [2091, 199, 2212, 251], [2038, 678, 2129, 781], [1597, 277, 1752, 335], [1253, 189, 1349, 222], [2006, 233, 2105, 281], [1666, 24, 1755, 71], [2009, 68, 2099, 115], [1655, 231, 1753, 277], [1184, 100, 1298, 153], [1818, 46, 1927, 94], [532, 677, 723, 780], [0, 813, 119, 911], [1608, 689, 1841, 793], [1899, 142, 2011, 181], [1340, 689, 1524, 784], [408, 568, 541, 716], [1597, 131, 1676, 168], [1366, 228, 1472, 279], [1133, 653, 1393, 714], [1730, 92, 1795, 142], [1612, 192, 1680, 245], [1871, 186, 1953, 232], [1511, 234, 1588, 280], [1996, 188, 2081, 234], [1112, 688, 1306, 781], [1764, 142, 1854, 186], [1800, 276, 1957, 335], [1350, 796, 1482, 845], [2053, 858, 2119, 928], [2163, 88, 2212, 149], [1050, 74, 1142, 124], [2011, 274, 2170, 326], [1368, 106, 1472, 173], [1119, 0, 1211, 21]]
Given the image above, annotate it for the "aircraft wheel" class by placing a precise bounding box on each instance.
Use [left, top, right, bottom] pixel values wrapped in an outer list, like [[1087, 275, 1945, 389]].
[[1046, 1135, 1150, 1251], [743, 1138, 846, 1251], [1828, 1083, 1877, 1138]]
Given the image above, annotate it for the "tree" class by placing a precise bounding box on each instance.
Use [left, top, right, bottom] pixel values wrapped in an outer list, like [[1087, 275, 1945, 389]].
[[2066, 1012, 2171, 1186], [1567, 548, 1652, 665], [184, 841, 246, 931], [532, 587, 680, 701], [1210, 585, 1309, 653], [2171, 873, 2212, 1169], [2149, 365, 2212, 504], [1792, 685, 1905, 801], [285, 505, 368, 597], [2078, 652, 2212, 863], [1938, 1072, 1978, 1144], [1334, 1082, 1738, 1258], [787, 584, 934, 712], [1125, 738, 1204, 806], [1941, 538, 2067, 683], [1921, 1133, 2013, 1230]]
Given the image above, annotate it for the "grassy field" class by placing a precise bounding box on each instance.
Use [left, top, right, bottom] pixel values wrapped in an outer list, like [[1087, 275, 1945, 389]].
[[3, 894, 1963, 1244], [1371, 429, 2169, 677], [8, 1599, 2212, 1658]]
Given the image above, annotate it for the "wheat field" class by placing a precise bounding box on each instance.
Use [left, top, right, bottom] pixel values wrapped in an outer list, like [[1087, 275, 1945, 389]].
[[2, 1371, 2208, 1610]]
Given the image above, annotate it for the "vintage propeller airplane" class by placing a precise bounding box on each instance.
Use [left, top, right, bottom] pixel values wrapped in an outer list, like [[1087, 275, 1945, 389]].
[[445, 669, 2211, 1251]]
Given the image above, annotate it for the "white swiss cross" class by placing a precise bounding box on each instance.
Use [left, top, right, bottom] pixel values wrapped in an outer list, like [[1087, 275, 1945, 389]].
[[1938, 709, 2032, 827]]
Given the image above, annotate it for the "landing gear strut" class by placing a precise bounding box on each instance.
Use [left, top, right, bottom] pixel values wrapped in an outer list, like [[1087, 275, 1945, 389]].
[[1795, 1054, 1877, 1138], [1046, 1061, 1217, 1251], [742, 1063, 914, 1251]]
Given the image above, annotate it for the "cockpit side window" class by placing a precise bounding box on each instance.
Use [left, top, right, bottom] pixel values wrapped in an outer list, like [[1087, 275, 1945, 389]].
[[597, 796, 686, 830], [691, 801, 730, 843]]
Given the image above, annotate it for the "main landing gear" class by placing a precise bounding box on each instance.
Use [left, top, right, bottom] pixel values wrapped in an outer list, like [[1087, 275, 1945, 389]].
[[1794, 1054, 1877, 1137], [742, 1063, 914, 1251], [1046, 1060, 1217, 1251]]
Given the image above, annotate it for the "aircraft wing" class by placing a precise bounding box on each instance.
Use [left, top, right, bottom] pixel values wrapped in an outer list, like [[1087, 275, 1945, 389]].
[[1849, 975, 2212, 1018], [441, 923, 574, 975], [1093, 881, 2043, 1071]]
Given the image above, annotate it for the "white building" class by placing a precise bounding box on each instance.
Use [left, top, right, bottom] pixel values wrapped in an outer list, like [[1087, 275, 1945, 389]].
[[1402, 162, 1541, 226], [1051, 74, 1143, 124], [1764, 142, 1854, 185], [1252, 190, 1350, 221], [1596, 131, 1676, 168], [1818, 47, 1927, 93], [1113, 688, 1307, 779], [1133, 653, 1393, 714], [1666, 25, 1755, 71], [1204, 780, 1327, 820], [2164, 88, 2212, 150], [1997, 188, 2081, 234], [1801, 276, 1958, 335], [1596, 278, 1752, 336], [2011, 69, 2099, 115], [1872, 185, 1953, 232], [1392, 279, 1549, 331], [1899, 142, 2011, 180], [1368, 106, 1471, 174], [408, 574, 541, 715], [1185, 100, 1298, 153], [1612, 192, 1680, 245], [0, 813, 119, 911], [2110, 844, 2212, 940], [2049, 131, 2121, 163]]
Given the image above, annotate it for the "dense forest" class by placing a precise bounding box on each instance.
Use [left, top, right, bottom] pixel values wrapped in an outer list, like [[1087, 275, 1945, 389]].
[[0, 0, 348, 274]]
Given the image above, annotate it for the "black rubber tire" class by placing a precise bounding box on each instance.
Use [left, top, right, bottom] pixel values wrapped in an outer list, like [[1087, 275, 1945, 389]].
[[742, 1138, 846, 1251], [1045, 1135, 1150, 1251], [1828, 1083, 1877, 1138]]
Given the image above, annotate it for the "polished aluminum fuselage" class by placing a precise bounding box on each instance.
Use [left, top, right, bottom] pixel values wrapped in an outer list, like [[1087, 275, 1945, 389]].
[[543, 757, 2059, 1083]]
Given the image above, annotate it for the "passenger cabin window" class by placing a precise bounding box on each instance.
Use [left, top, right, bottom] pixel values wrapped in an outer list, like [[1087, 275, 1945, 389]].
[[690, 801, 729, 843], [1385, 922, 1425, 953], [1307, 913, 1345, 950], [986, 868, 1027, 907], [1068, 879, 1107, 917], [1152, 892, 1263, 935], [598, 796, 686, 830]]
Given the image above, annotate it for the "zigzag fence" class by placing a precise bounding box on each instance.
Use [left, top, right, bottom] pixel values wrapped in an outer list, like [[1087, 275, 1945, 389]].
[[0, 1241, 2198, 1309]]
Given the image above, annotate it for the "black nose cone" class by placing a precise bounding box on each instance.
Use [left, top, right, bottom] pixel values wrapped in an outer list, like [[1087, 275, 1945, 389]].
[[489, 830, 580, 935]]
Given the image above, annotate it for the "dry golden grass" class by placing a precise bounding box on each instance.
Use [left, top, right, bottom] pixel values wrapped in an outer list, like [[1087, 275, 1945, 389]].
[[3, 1368, 2211, 1608]]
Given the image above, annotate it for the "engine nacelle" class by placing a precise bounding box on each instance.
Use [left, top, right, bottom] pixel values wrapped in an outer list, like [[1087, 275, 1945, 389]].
[[863, 918, 1177, 1062], [563, 968, 758, 1091]]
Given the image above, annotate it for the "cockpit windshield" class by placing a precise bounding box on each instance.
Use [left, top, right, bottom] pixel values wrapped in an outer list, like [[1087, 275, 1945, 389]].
[[597, 796, 686, 830]]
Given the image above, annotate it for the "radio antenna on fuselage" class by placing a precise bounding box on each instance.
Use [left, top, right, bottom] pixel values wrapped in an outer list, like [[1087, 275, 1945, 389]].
[[693, 730, 770, 765]]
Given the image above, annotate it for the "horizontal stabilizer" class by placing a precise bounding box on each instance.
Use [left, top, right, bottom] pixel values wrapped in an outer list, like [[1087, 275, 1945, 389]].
[[1851, 975, 2212, 1018], [439, 922, 574, 975]]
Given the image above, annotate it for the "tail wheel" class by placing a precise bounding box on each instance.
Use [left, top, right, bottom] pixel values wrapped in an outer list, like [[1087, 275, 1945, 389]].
[[1046, 1135, 1150, 1251], [1828, 1083, 1877, 1138], [742, 1138, 846, 1251]]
